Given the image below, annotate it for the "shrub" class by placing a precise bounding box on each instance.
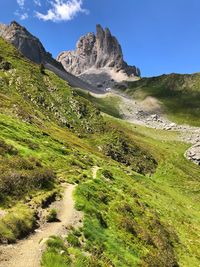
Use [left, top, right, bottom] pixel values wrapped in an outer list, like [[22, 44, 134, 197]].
[[47, 209, 58, 222], [0, 172, 24, 195], [96, 212, 108, 228], [120, 217, 138, 236], [67, 233, 81, 247], [0, 140, 18, 156], [28, 142, 40, 150], [0, 61, 12, 71], [0, 167, 56, 198], [33, 169, 56, 189], [0, 205, 36, 243], [40, 63, 45, 74], [9, 157, 35, 170], [102, 169, 114, 180]]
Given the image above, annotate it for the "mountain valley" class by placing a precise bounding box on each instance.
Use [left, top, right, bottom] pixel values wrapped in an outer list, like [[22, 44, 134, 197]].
[[0, 21, 199, 267]]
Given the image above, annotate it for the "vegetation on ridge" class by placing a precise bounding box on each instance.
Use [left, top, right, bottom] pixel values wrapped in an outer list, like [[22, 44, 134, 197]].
[[42, 121, 200, 267], [0, 37, 199, 267], [117, 73, 200, 126]]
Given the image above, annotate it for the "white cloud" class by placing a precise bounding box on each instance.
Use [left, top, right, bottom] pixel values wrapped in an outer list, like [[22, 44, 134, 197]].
[[16, 0, 25, 8], [33, 0, 41, 6], [16, 0, 28, 20], [35, 0, 88, 22], [20, 12, 29, 20], [15, 10, 29, 20]]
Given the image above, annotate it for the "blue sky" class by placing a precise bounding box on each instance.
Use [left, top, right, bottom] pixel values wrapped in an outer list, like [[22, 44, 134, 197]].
[[0, 0, 200, 77]]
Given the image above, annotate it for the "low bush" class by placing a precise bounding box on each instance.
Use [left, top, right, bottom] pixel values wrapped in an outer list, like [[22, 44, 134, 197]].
[[0, 61, 12, 71], [99, 131, 157, 175], [0, 205, 36, 243], [41, 236, 71, 267], [0, 168, 55, 198], [0, 139, 18, 155], [67, 233, 81, 247], [47, 209, 58, 222], [101, 169, 114, 180]]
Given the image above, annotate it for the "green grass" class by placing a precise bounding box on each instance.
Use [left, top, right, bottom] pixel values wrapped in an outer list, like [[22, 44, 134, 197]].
[[0, 204, 36, 243], [0, 37, 200, 266], [47, 209, 58, 222], [117, 73, 200, 126], [42, 117, 200, 266], [72, 118, 200, 266], [41, 236, 71, 267], [74, 88, 122, 118]]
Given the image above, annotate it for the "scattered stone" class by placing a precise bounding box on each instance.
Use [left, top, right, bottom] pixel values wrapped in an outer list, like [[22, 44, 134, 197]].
[[151, 114, 158, 121], [165, 127, 172, 131], [34, 229, 42, 233], [185, 140, 200, 164], [169, 123, 177, 128], [60, 250, 65, 255]]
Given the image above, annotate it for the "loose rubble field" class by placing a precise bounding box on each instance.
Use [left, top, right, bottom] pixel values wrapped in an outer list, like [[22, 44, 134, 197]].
[[102, 90, 200, 165]]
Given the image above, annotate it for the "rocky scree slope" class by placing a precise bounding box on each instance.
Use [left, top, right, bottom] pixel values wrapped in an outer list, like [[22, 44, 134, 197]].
[[57, 24, 140, 88], [116, 73, 200, 126], [114, 73, 200, 165], [0, 21, 101, 93]]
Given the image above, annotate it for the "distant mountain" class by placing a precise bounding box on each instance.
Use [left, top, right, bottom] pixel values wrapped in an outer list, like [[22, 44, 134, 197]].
[[57, 24, 140, 88], [0, 21, 101, 93]]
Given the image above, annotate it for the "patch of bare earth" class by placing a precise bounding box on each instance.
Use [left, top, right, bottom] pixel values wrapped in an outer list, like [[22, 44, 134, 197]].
[[0, 184, 82, 267]]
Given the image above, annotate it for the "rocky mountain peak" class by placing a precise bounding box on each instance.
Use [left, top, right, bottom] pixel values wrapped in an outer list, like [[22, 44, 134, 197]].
[[57, 24, 140, 87], [0, 21, 50, 64], [0, 21, 101, 93], [10, 20, 23, 29]]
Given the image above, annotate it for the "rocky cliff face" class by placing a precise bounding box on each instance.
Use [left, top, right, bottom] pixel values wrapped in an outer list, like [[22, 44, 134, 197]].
[[0, 21, 53, 64], [0, 21, 101, 93], [57, 24, 140, 87]]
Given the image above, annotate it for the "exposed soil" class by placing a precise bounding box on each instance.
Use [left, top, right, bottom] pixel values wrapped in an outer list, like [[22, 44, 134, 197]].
[[0, 184, 82, 267]]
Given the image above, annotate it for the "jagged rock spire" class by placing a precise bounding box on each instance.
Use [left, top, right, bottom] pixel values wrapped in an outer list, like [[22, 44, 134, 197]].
[[57, 24, 140, 79]]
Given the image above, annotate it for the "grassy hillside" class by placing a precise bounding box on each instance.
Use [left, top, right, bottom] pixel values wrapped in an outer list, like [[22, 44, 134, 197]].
[[117, 73, 200, 126], [0, 37, 200, 267], [0, 38, 155, 240], [42, 119, 200, 267], [74, 88, 122, 119]]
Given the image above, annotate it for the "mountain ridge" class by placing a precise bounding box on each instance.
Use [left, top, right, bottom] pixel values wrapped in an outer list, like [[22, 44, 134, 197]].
[[0, 21, 102, 93], [0, 22, 200, 267], [57, 24, 141, 88]]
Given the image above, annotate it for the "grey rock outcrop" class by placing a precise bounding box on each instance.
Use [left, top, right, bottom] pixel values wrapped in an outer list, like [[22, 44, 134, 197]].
[[57, 24, 140, 87], [0, 21, 52, 64], [0, 21, 101, 93], [185, 144, 200, 165]]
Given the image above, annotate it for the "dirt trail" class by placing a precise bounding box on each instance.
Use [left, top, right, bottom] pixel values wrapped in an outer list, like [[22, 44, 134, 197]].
[[0, 184, 79, 267]]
